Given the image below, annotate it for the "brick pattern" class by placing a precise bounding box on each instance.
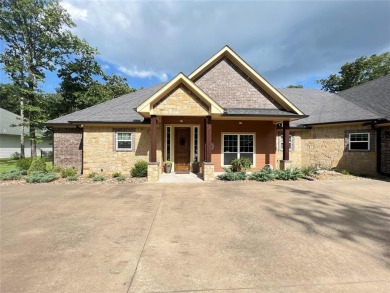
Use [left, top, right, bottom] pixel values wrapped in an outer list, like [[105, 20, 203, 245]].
[[53, 128, 83, 172], [380, 126, 390, 175], [202, 162, 215, 181], [195, 57, 281, 109], [153, 85, 209, 116], [83, 126, 162, 174]]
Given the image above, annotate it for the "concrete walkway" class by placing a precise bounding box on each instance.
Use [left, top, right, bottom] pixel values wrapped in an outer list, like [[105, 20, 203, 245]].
[[158, 172, 204, 183], [1, 180, 389, 292]]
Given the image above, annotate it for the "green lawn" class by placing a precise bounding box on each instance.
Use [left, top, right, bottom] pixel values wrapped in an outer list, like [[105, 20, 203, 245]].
[[0, 158, 53, 172]]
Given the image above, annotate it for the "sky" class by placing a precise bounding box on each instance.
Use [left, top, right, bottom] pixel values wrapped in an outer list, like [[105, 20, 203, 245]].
[[1, 0, 390, 92]]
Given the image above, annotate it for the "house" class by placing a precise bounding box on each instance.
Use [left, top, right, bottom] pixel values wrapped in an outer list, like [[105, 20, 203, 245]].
[[46, 46, 390, 181], [0, 108, 53, 158]]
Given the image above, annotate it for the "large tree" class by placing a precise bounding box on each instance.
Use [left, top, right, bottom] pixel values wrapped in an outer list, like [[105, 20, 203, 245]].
[[317, 52, 390, 92], [0, 0, 97, 157]]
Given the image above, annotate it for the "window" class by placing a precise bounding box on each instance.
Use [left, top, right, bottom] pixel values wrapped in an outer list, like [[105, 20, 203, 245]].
[[279, 135, 293, 151], [193, 126, 199, 161], [116, 132, 132, 150], [349, 133, 370, 150], [223, 134, 254, 165], [166, 126, 171, 161]]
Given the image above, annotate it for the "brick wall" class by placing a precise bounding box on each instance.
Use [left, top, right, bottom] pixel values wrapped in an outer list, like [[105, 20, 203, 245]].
[[194, 57, 281, 109], [53, 128, 83, 172], [380, 126, 390, 175]]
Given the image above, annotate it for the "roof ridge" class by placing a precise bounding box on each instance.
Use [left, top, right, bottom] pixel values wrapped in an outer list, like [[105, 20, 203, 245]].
[[337, 74, 390, 94]]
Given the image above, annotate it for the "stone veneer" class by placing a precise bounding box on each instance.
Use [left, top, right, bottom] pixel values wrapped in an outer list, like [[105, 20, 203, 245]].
[[277, 124, 377, 175], [275, 132, 302, 168], [195, 57, 280, 109], [379, 126, 390, 175], [153, 85, 209, 116], [147, 162, 160, 182], [53, 128, 83, 172], [202, 162, 215, 181], [83, 126, 162, 175]]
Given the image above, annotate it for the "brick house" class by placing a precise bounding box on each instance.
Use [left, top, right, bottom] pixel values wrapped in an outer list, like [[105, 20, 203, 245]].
[[47, 46, 390, 180]]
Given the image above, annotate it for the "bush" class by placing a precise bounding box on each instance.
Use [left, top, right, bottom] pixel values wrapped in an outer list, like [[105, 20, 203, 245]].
[[275, 168, 303, 181], [116, 175, 126, 182], [0, 169, 25, 181], [301, 165, 317, 177], [217, 168, 247, 181], [88, 172, 97, 179], [10, 152, 20, 160], [112, 172, 121, 178], [341, 169, 350, 175], [16, 158, 33, 170], [231, 157, 251, 172], [66, 175, 78, 181], [250, 168, 277, 182], [47, 164, 63, 173], [92, 175, 105, 182], [131, 160, 148, 177], [26, 171, 58, 183], [61, 168, 77, 178], [28, 158, 47, 174]]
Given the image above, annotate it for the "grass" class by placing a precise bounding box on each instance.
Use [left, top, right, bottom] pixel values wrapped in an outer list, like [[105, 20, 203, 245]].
[[0, 158, 53, 172]]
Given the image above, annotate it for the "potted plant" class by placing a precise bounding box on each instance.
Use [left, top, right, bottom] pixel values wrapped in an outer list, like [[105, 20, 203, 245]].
[[164, 161, 172, 173], [192, 160, 200, 174]]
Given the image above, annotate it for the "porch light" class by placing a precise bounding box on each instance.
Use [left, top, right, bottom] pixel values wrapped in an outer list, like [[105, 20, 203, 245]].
[[239, 121, 243, 125], [179, 119, 183, 123]]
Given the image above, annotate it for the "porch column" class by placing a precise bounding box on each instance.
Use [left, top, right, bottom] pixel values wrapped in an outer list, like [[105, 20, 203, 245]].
[[150, 115, 157, 162], [205, 115, 212, 162], [282, 120, 290, 161]]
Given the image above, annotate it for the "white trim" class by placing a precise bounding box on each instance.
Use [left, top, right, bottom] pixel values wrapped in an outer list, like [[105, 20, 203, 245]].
[[116, 132, 133, 151], [221, 132, 256, 168], [193, 126, 200, 162], [348, 132, 370, 151], [279, 134, 293, 151], [165, 126, 172, 162]]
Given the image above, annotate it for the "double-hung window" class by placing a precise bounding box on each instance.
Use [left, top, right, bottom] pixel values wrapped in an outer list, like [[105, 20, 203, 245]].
[[223, 134, 254, 165], [349, 133, 369, 151], [116, 132, 132, 150], [279, 135, 293, 151]]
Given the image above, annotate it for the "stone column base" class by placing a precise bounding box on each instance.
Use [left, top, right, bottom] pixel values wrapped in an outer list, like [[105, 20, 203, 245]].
[[202, 162, 215, 181], [147, 162, 160, 182], [279, 160, 292, 170]]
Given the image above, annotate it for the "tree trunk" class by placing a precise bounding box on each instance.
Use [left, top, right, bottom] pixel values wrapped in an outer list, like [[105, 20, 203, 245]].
[[20, 97, 25, 158], [30, 126, 37, 158]]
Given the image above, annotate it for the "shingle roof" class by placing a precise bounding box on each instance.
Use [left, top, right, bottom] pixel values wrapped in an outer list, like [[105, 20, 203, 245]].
[[0, 108, 20, 135], [46, 83, 167, 125], [278, 88, 383, 127], [337, 75, 390, 119], [224, 108, 302, 117]]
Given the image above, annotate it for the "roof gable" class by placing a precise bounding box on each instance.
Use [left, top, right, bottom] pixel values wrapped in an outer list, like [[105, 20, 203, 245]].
[[189, 46, 304, 115]]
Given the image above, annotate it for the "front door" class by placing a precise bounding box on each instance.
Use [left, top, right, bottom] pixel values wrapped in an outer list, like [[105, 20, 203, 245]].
[[175, 127, 191, 171]]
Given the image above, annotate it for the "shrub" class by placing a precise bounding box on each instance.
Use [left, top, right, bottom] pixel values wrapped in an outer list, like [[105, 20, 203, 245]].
[[92, 175, 105, 182], [250, 168, 277, 182], [10, 152, 20, 160], [0, 169, 25, 181], [26, 171, 58, 183], [47, 164, 63, 173], [66, 175, 78, 181], [275, 168, 303, 181], [61, 168, 77, 178], [131, 160, 148, 177], [88, 172, 97, 178], [341, 169, 350, 175], [301, 165, 317, 177], [217, 168, 247, 181], [16, 158, 33, 170], [28, 158, 47, 174], [116, 175, 126, 182], [112, 172, 121, 178], [231, 157, 251, 172]]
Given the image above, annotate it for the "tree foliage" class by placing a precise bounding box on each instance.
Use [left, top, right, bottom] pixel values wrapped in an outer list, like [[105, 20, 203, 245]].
[[317, 52, 390, 92], [287, 85, 303, 88]]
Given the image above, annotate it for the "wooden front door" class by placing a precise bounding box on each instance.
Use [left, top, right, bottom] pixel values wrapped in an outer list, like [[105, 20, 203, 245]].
[[175, 127, 191, 171]]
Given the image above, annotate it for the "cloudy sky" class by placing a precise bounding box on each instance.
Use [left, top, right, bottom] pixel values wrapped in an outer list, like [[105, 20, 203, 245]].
[[2, 0, 390, 92]]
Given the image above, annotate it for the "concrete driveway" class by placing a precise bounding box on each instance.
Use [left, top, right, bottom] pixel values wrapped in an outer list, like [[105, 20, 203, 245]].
[[1, 180, 389, 292]]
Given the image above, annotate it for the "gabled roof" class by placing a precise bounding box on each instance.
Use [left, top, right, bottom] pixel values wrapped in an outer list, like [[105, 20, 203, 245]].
[[337, 74, 390, 120], [278, 88, 384, 127], [0, 108, 20, 135], [189, 45, 304, 115], [136, 73, 224, 117], [47, 83, 166, 125]]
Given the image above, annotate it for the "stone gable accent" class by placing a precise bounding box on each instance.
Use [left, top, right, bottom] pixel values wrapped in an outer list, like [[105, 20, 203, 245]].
[[53, 128, 83, 172], [194, 57, 281, 109], [153, 85, 209, 116]]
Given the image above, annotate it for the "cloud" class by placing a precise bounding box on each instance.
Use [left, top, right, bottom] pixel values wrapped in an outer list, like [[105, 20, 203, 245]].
[[61, 1, 88, 22], [117, 65, 168, 81], [62, 0, 390, 88]]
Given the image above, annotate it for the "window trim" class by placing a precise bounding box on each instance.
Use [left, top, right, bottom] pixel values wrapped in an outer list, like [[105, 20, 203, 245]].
[[279, 134, 294, 151], [115, 131, 133, 151], [348, 132, 370, 151], [221, 133, 256, 167], [165, 126, 172, 161], [193, 126, 200, 162]]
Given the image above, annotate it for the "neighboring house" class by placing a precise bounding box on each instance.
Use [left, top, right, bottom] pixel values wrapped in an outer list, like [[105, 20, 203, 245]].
[[0, 108, 52, 158], [46, 46, 390, 180]]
